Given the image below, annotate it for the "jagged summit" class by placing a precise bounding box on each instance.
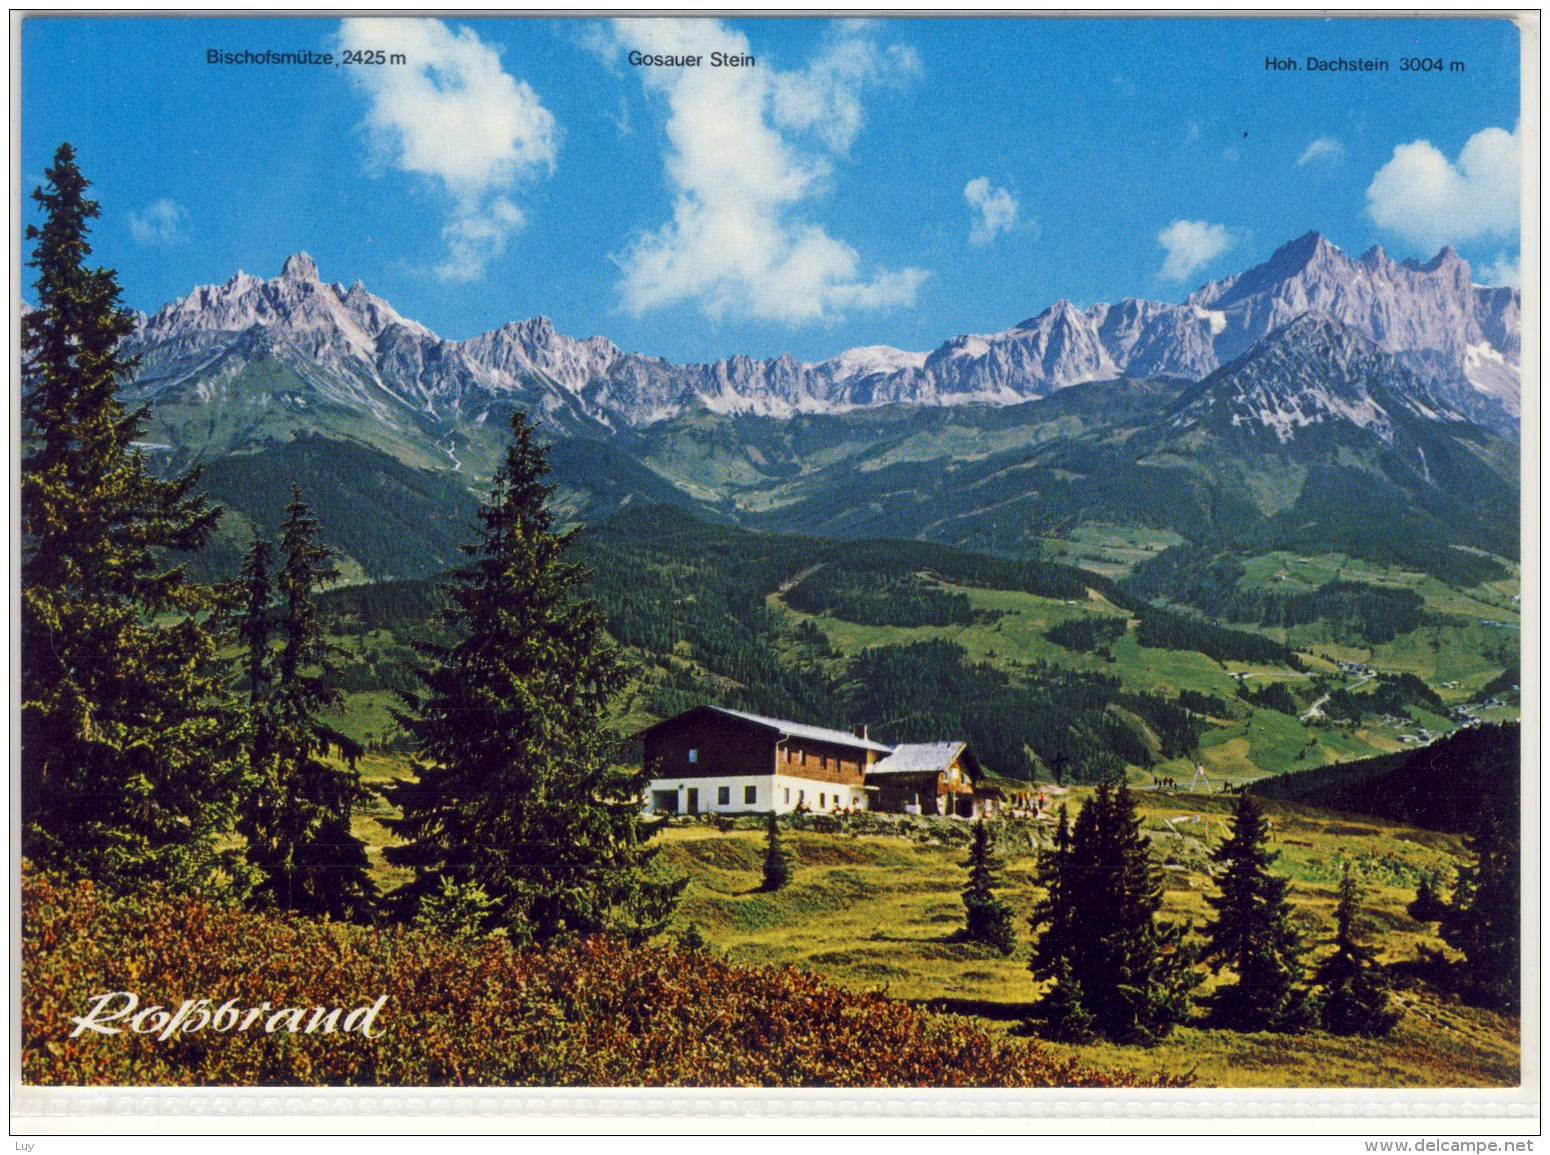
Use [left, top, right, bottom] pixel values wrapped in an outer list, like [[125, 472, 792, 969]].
[[1278, 230, 1340, 264], [280, 252, 320, 282]]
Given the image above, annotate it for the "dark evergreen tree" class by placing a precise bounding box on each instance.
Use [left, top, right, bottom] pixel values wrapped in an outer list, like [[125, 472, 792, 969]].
[[1029, 804, 1077, 988], [1315, 865, 1401, 1037], [1439, 801, 1519, 1011], [236, 531, 276, 787], [385, 411, 683, 944], [762, 810, 792, 893], [1039, 960, 1097, 1043], [1031, 787, 1197, 1043], [240, 489, 374, 919], [237, 531, 275, 708], [961, 819, 1016, 954], [1096, 784, 1199, 1042], [20, 143, 250, 895], [1408, 871, 1449, 924], [1203, 793, 1314, 1031], [414, 875, 495, 939]]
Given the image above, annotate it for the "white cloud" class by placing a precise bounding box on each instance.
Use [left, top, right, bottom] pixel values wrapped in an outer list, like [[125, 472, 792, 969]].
[[1297, 136, 1345, 166], [128, 198, 188, 246], [1365, 123, 1520, 251], [770, 22, 921, 154], [963, 178, 1019, 247], [1478, 252, 1521, 289], [339, 18, 558, 282], [1157, 219, 1235, 282], [595, 19, 926, 324]]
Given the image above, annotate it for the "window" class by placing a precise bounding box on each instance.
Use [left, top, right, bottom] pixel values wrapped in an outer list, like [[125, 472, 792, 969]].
[[744, 785, 757, 804], [688, 748, 698, 764], [819, 793, 826, 809], [717, 786, 730, 805], [783, 788, 791, 804]]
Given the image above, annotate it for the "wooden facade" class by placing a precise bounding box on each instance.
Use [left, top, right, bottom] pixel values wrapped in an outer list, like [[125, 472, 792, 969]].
[[868, 744, 986, 817], [641, 708, 779, 782], [638, 705, 1002, 818], [776, 737, 873, 785], [638, 706, 887, 815]]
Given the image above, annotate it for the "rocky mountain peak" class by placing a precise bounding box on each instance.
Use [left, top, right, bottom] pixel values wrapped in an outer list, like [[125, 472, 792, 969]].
[[280, 252, 320, 282], [1274, 230, 1343, 271], [1264, 309, 1365, 346], [1360, 244, 1391, 268]]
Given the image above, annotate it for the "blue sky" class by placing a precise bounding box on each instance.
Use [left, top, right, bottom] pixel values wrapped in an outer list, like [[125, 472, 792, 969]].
[[21, 16, 1523, 362]]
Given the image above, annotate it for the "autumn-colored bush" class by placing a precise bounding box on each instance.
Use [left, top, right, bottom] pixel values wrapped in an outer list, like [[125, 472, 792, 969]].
[[22, 871, 1172, 1088]]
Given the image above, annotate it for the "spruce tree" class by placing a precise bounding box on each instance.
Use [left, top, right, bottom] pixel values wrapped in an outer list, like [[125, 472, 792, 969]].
[[21, 142, 249, 894], [762, 810, 792, 892], [414, 875, 495, 939], [1315, 865, 1401, 1037], [385, 410, 683, 944], [1203, 793, 1314, 1031], [238, 531, 275, 710], [1408, 871, 1449, 924], [240, 489, 374, 919], [961, 819, 1016, 954], [237, 531, 276, 785], [1040, 960, 1097, 1043], [1031, 787, 1197, 1043], [1029, 804, 1077, 988], [1096, 784, 1199, 1042], [1439, 801, 1519, 1010]]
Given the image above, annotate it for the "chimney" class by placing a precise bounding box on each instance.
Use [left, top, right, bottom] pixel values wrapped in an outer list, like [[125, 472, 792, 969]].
[[861, 724, 869, 741]]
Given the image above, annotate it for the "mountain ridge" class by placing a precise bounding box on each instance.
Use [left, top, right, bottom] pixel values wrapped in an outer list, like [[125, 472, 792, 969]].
[[121, 232, 1521, 442]]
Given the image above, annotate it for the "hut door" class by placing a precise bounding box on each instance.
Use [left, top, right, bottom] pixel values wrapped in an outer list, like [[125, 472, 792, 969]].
[[686, 787, 700, 815]]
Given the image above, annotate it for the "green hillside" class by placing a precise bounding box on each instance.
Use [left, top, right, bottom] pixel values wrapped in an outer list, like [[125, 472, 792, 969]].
[[316, 505, 1517, 787], [1250, 724, 1519, 832], [191, 435, 481, 581], [160, 356, 1518, 594]]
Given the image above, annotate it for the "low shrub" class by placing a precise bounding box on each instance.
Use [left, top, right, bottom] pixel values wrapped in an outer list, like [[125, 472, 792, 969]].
[[22, 871, 1170, 1088]]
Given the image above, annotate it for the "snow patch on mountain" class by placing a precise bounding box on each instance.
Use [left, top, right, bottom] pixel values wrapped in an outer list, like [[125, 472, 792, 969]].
[[814, 345, 928, 380]]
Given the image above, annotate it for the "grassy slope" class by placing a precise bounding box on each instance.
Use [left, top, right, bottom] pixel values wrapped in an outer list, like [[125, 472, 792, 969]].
[[1143, 549, 1520, 706], [339, 753, 1517, 1088], [647, 798, 1517, 1088]]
